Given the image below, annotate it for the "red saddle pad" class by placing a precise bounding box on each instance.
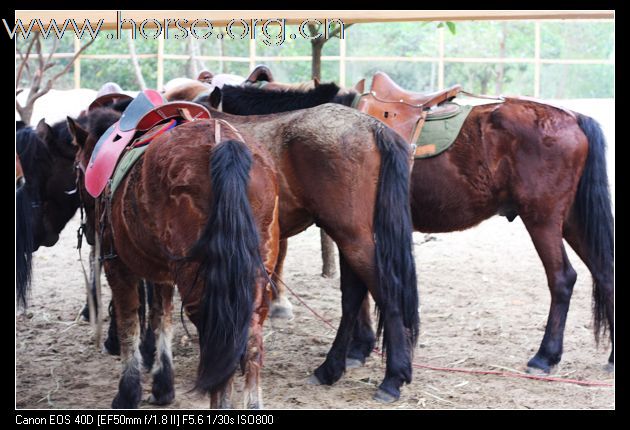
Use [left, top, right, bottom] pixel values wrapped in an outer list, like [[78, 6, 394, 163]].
[[85, 89, 164, 197]]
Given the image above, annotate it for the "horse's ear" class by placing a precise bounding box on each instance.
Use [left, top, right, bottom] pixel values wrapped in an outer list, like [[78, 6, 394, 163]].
[[209, 87, 222, 109], [353, 78, 366, 94], [313, 77, 320, 88], [16, 120, 26, 131], [35, 118, 52, 143], [66, 116, 88, 148]]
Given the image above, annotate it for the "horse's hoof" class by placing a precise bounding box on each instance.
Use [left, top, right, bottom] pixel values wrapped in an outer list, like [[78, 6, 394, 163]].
[[346, 358, 364, 369], [373, 389, 399, 403], [248, 401, 262, 409], [112, 394, 139, 409], [102, 344, 119, 356], [604, 362, 614, 373], [525, 366, 552, 376], [148, 392, 175, 406], [307, 374, 322, 385], [270, 304, 294, 320]]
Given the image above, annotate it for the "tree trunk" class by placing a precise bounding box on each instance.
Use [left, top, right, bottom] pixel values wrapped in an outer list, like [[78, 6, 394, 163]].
[[127, 33, 146, 90], [310, 36, 337, 278], [17, 103, 33, 125], [187, 38, 196, 78], [311, 40, 324, 81], [495, 22, 507, 95]]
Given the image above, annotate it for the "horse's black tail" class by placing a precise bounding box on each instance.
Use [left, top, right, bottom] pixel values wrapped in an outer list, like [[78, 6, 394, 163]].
[[190, 139, 259, 394], [373, 126, 420, 353], [16, 184, 34, 309], [574, 114, 614, 344]]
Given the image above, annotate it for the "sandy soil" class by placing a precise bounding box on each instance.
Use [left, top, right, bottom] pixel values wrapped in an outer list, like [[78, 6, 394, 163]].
[[15, 100, 615, 410]]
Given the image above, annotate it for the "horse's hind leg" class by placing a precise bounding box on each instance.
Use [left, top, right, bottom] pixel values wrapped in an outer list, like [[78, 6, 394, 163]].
[[242, 276, 271, 409], [210, 377, 234, 409], [148, 283, 175, 406], [106, 261, 144, 409], [522, 219, 578, 373], [563, 217, 614, 370], [140, 281, 156, 371], [103, 280, 153, 360], [311, 252, 368, 385], [270, 239, 293, 319]]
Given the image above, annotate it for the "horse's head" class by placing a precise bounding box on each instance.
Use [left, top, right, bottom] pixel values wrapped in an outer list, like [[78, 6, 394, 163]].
[[17, 118, 84, 251], [66, 108, 121, 245], [16, 122, 55, 250]]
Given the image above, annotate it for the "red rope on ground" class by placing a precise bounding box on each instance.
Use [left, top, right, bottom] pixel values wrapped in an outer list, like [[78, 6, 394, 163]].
[[282, 283, 614, 388]]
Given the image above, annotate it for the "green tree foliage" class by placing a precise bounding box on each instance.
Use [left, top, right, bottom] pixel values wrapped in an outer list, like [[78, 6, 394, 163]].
[[15, 21, 614, 98]]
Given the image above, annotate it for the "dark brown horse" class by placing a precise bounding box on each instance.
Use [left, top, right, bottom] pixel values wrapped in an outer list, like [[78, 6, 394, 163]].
[[211, 81, 614, 375], [209, 104, 419, 403], [16, 120, 81, 308], [67, 106, 282, 409]]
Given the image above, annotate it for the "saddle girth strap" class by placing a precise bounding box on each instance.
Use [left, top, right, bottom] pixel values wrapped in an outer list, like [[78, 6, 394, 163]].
[[214, 119, 245, 143]]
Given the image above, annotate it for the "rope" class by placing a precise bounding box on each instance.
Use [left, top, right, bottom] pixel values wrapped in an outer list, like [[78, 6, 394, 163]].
[[282, 283, 614, 388]]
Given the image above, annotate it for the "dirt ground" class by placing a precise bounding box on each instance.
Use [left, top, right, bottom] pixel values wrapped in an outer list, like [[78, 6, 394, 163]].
[[15, 100, 614, 410]]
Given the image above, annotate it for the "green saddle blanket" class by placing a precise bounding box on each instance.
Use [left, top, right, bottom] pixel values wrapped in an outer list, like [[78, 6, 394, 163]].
[[110, 145, 149, 195], [414, 103, 472, 158], [415, 96, 504, 159]]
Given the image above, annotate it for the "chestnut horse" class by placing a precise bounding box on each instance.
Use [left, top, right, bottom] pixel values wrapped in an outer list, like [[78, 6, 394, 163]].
[[67, 107, 281, 409], [211, 82, 614, 374]]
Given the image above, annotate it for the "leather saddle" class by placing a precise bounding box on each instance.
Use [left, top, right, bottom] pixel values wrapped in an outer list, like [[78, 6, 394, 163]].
[[245, 65, 275, 84], [355, 72, 462, 145], [197, 70, 214, 84], [88, 92, 133, 112], [85, 90, 211, 197]]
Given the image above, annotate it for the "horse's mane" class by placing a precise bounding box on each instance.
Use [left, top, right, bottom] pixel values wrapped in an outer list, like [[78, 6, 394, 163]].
[[220, 82, 355, 115], [87, 107, 121, 139], [16, 126, 52, 181], [50, 119, 84, 160]]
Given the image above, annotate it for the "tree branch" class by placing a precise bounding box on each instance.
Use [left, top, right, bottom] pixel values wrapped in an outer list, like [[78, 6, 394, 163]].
[[29, 38, 96, 105], [329, 22, 352, 39], [15, 36, 36, 88]]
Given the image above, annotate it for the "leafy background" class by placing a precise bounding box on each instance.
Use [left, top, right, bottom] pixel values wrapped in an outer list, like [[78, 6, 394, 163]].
[[16, 20, 614, 98]]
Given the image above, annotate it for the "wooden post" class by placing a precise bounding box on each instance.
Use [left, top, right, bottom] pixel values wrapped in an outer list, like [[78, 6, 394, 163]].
[[438, 26, 445, 89], [534, 21, 541, 97], [74, 38, 81, 89], [249, 38, 256, 71], [157, 37, 164, 90], [339, 33, 346, 87], [310, 23, 337, 278]]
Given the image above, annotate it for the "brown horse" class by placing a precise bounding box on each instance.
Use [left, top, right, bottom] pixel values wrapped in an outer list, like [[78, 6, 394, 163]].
[[67, 107, 281, 409], [70, 101, 419, 404], [211, 80, 615, 374], [209, 104, 419, 403]]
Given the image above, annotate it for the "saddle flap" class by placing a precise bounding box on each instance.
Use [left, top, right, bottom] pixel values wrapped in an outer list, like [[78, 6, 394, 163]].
[[119, 89, 165, 131], [85, 125, 135, 197]]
